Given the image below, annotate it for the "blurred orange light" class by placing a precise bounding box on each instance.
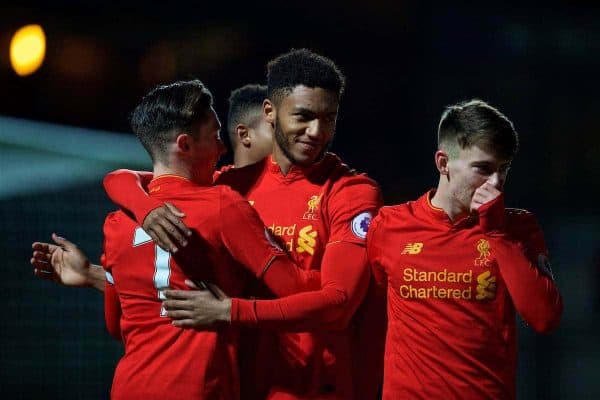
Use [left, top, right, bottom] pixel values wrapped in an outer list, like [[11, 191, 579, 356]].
[[10, 24, 46, 76]]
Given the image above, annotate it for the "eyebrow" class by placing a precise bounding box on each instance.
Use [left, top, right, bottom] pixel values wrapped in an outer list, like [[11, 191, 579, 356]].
[[291, 107, 337, 116], [292, 107, 316, 114]]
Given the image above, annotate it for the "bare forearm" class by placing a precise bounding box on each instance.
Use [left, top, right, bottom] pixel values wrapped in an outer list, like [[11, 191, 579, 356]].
[[88, 264, 106, 292]]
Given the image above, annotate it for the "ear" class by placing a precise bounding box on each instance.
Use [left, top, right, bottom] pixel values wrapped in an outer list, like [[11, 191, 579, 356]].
[[236, 124, 251, 148], [263, 99, 275, 125], [175, 133, 192, 153], [434, 150, 449, 175]]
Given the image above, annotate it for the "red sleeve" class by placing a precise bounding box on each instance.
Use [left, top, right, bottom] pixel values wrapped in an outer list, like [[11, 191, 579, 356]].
[[231, 242, 370, 330], [103, 271, 122, 341], [218, 187, 320, 296], [327, 176, 382, 245], [366, 210, 387, 285], [101, 214, 123, 341], [103, 169, 161, 224], [492, 213, 563, 333]]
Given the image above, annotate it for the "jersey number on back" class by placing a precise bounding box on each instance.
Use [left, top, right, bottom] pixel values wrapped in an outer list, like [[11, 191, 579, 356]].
[[133, 227, 171, 316]]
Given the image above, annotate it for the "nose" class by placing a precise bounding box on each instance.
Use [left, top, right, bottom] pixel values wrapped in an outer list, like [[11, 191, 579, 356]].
[[306, 119, 325, 139]]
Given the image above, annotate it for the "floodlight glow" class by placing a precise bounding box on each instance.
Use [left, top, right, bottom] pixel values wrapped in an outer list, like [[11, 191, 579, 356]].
[[10, 24, 46, 76]]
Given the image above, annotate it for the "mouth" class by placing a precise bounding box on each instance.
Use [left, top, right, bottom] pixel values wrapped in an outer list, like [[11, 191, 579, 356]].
[[296, 141, 320, 152]]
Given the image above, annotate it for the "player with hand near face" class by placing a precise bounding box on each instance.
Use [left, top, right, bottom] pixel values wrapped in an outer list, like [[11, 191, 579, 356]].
[[367, 99, 563, 400]]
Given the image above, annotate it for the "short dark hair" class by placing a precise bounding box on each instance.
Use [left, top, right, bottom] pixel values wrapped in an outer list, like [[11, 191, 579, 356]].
[[266, 48, 345, 104], [438, 99, 519, 160], [130, 79, 213, 163], [227, 84, 267, 149]]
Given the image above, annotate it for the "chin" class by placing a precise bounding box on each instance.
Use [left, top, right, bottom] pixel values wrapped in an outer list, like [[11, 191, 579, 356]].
[[296, 152, 322, 166]]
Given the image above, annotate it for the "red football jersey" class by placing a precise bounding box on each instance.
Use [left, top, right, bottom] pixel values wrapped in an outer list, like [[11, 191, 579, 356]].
[[101, 175, 313, 400], [103, 154, 384, 400], [367, 190, 563, 400], [216, 154, 383, 399]]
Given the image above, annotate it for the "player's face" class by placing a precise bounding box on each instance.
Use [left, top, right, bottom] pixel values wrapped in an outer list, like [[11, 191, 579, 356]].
[[190, 107, 226, 179], [273, 86, 338, 167], [248, 114, 273, 163], [446, 145, 511, 213]]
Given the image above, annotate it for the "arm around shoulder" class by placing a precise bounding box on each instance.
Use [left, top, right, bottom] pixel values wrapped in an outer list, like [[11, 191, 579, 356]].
[[103, 169, 159, 224]]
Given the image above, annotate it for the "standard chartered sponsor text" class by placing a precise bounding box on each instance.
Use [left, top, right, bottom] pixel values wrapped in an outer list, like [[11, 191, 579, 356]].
[[401, 268, 473, 300]]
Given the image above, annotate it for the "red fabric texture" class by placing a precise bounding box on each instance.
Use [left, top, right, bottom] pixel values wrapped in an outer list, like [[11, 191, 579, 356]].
[[367, 190, 563, 399]]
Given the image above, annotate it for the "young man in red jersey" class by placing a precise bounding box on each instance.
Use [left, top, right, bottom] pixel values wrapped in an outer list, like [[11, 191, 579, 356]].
[[367, 99, 563, 399], [102, 49, 384, 400], [31, 80, 322, 400]]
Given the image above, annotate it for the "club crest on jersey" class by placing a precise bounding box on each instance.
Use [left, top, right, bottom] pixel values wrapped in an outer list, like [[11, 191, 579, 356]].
[[351, 212, 372, 240], [474, 238, 491, 267], [264, 227, 285, 252], [302, 194, 323, 220]]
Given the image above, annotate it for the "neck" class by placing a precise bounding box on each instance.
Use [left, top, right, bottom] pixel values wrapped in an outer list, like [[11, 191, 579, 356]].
[[430, 177, 469, 222], [233, 150, 256, 168], [153, 161, 211, 186], [272, 143, 293, 175]]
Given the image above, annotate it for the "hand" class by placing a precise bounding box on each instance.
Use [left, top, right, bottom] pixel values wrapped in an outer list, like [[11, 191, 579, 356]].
[[163, 280, 231, 329], [470, 181, 502, 212], [143, 203, 192, 253], [30, 233, 92, 287], [471, 180, 505, 233]]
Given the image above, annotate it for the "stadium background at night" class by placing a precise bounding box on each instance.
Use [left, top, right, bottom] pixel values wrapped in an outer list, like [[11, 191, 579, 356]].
[[1, 2, 598, 398]]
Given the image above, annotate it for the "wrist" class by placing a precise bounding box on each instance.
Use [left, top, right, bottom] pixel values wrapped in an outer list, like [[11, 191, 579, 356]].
[[87, 264, 106, 292], [221, 298, 232, 323]]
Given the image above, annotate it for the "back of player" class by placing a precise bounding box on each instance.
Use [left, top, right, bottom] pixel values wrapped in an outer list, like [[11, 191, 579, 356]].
[[102, 179, 244, 400]]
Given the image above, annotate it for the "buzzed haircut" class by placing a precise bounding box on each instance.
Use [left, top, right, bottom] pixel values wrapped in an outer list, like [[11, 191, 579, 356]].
[[227, 84, 267, 149], [130, 79, 213, 163], [266, 48, 346, 105], [438, 99, 519, 160]]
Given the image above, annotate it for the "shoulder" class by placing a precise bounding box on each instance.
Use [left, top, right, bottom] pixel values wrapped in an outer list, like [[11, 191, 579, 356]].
[[321, 153, 375, 180], [322, 153, 380, 196], [372, 204, 410, 228], [104, 210, 130, 228], [367, 204, 409, 251], [103, 210, 136, 243], [216, 158, 266, 183], [215, 158, 266, 194], [215, 184, 248, 203]]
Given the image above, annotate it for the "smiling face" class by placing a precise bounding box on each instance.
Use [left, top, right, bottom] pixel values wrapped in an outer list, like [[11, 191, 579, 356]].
[[443, 145, 511, 216], [269, 85, 339, 168]]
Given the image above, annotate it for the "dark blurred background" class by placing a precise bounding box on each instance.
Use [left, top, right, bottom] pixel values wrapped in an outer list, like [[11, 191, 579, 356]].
[[1, 1, 598, 398]]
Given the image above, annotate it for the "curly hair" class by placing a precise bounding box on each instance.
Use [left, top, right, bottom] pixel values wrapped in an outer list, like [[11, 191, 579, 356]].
[[266, 49, 345, 105]]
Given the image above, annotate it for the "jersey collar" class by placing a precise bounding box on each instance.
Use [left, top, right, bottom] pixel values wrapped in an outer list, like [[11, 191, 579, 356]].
[[420, 189, 476, 230], [148, 174, 195, 194], [266, 153, 334, 182]]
